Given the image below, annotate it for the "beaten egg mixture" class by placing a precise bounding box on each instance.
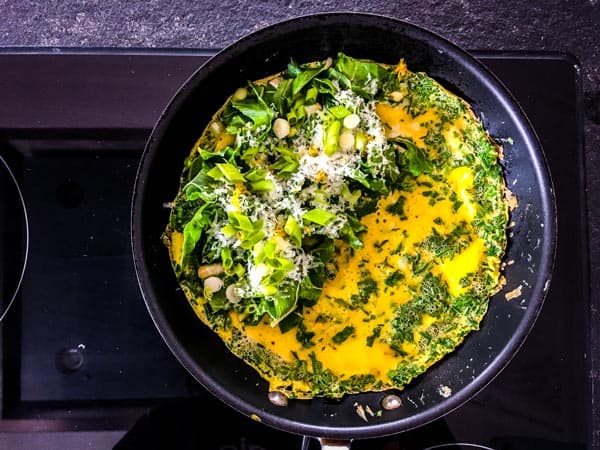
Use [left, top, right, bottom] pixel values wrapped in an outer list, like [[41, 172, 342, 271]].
[[163, 53, 509, 399]]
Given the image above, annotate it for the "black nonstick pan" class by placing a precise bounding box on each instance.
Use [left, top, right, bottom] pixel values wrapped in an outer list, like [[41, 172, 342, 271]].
[[131, 12, 557, 449]]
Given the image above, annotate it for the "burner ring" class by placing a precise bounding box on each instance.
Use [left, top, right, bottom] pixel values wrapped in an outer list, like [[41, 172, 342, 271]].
[[423, 444, 495, 450], [0, 154, 29, 323]]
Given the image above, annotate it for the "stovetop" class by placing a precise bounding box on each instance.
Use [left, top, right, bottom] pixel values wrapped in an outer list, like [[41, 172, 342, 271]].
[[0, 49, 591, 449]]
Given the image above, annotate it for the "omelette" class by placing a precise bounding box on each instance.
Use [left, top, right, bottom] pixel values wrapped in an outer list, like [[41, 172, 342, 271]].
[[162, 53, 510, 400]]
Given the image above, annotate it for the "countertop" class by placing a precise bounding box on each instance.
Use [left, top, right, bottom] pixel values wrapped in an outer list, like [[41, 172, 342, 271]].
[[0, 1, 598, 449]]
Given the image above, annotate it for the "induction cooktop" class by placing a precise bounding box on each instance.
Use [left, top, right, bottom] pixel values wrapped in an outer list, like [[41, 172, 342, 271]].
[[0, 49, 591, 449]]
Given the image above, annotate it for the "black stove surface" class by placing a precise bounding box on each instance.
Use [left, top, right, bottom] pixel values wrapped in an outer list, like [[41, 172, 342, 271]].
[[0, 50, 590, 449]]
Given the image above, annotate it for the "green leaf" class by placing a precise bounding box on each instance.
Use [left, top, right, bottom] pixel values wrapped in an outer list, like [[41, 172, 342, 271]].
[[313, 77, 337, 95], [206, 290, 230, 312], [366, 325, 382, 347], [299, 273, 323, 304], [295, 320, 316, 348], [239, 229, 265, 250], [232, 100, 273, 128], [243, 167, 274, 191], [290, 58, 330, 96], [303, 208, 337, 226], [250, 179, 275, 192], [334, 52, 385, 97], [271, 147, 299, 178], [287, 60, 302, 77], [231, 83, 275, 129], [220, 223, 236, 237], [386, 195, 407, 219], [305, 86, 318, 104], [244, 168, 267, 182], [328, 105, 351, 119], [284, 216, 302, 247], [394, 137, 434, 177], [309, 237, 335, 264], [206, 162, 245, 183], [181, 204, 211, 261], [278, 311, 302, 334], [183, 171, 215, 201], [262, 284, 298, 326], [348, 169, 371, 189], [273, 78, 293, 114], [227, 212, 254, 232], [339, 217, 365, 249], [224, 114, 248, 134], [341, 184, 361, 207], [292, 69, 321, 95]]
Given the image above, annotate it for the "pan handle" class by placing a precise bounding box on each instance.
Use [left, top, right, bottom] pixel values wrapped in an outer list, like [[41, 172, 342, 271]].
[[318, 438, 353, 449]]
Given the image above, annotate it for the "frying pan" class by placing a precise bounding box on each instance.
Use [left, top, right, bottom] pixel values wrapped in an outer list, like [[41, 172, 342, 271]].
[[131, 12, 557, 449]]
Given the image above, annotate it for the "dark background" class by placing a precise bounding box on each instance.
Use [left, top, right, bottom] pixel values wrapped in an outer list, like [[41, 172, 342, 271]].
[[0, 1, 598, 449]]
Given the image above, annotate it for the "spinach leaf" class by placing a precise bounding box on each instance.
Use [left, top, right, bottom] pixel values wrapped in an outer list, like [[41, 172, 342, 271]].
[[304, 236, 334, 265], [232, 100, 273, 128], [262, 282, 299, 325], [393, 137, 434, 177], [289, 58, 331, 96], [272, 78, 293, 114], [184, 170, 215, 202], [299, 272, 322, 305], [181, 203, 212, 261], [333, 52, 386, 97], [339, 216, 366, 249], [231, 83, 275, 129]]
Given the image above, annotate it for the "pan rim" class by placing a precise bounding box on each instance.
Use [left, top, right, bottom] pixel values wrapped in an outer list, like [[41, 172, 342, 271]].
[[131, 11, 557, 440]]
